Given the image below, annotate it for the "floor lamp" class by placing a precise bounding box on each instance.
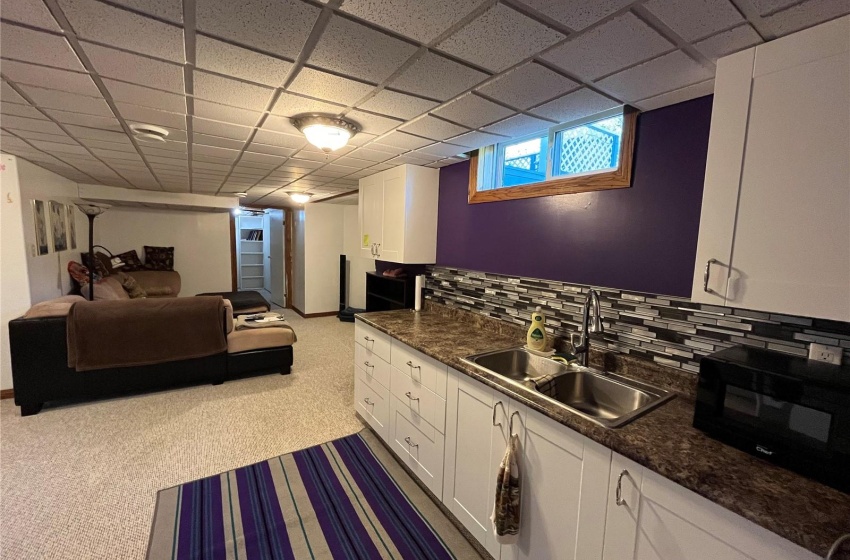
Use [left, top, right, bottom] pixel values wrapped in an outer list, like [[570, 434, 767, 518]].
[[74, 203, 110, 301]]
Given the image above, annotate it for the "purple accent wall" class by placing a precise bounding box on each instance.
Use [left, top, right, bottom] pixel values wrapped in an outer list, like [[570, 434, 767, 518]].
[[436, 96, 713, 297]]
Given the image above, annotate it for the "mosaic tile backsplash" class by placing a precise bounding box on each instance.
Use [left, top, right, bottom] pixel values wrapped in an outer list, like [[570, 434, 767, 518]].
[[425, 266, 850, 375]]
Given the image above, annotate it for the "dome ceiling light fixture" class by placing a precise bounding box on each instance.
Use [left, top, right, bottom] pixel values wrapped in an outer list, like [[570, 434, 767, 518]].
[[287, 192, 313, 204], [129, 123, 169, 143], [290, 114, 361, 153]]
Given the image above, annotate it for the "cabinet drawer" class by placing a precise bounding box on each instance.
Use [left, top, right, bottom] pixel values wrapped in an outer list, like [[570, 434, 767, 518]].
[[391, 341, 448, 398], [391, 396, 445, 498], [355, 369, 390, 442], [355, 343, 391, 390], [390, 366, 446, 433], [355, 321, 391, 363]]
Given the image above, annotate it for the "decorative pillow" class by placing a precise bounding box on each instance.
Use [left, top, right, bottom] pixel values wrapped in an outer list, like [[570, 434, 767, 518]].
[[144, 286, 173, 297], [81, 252, 110, 278], [116, 250, 144, 271], [144, 246, 174, 271], [116, 272, 147, 299]]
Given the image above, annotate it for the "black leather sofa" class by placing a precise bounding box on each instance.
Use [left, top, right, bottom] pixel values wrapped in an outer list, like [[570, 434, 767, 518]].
[[8, 315, 293, 416]]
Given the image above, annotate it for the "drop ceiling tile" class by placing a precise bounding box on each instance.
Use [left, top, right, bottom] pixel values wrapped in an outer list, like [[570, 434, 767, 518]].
[[2, 103, 46, 119], [193, 160, 233, 172], [749, 0, 800, 15], [0, 23, 84, 70], [241, 151, 286, 166], [345, 110, 404, 135], [29, 140, 91, 155], [414, 142, 468, 158], [437, 4, 565, 72], [386, 152, 440, 165], [90, 147, 143, 161], [114, 102, 185, 130], [1, 0, 61, 31], [107, 0, 183, 24], [340, 0, 487, 44], [287, 68, 375, 107], [427, 156, 467, 167], [146, 153, 188, 166], [191, 133, 244, 151], [195, 36, 293, 88], [103, 79, 186, 113], [42, 109, 118, 129], [346, 132, 378, 147], [294, 150, 339, 163], [301, 144, 356, 158], [253, 130, 307, 150], [3, 61, 99, 98], [270, 92, 345, 118], [58, 0, 185, 62], [193, 100, 261, 127], [358, 89, 438, 120], [634, 79, 715, 111], [2, 82, 28, 104], [374, 130, 433, 151], [644, 0, 745, 41], [8, 129, 76, 144], [398, 115, 469, 140], [476, 63, 579, 110], [542, 13, 674, 81], [449, 129, 509, 148], [21, 86, 113, 116], [196, 0, 319, 60], [431, 93, 512, 128], [389, 52, 488, 101], [1, 115, 66, 135], [517, 0, 635, 31], [310, 16, 418, 84], [82, 42, 185, 93], [694, 25, 763, 60], [192, 144, 240, 161], [596, 51, 714, 103], [65, 125, 129, 142], [193, 71, 275, 112], [279, 157, 323, 170], [344, 148, 394, 163], [530, 88, 619, 122], [192, 117, 252, 141], [481, 114, 550, 138], [246, 142, 296, 157], [140, 143, 187, 157], [765, 0, 850, 36], [261, 115, 299, 135]]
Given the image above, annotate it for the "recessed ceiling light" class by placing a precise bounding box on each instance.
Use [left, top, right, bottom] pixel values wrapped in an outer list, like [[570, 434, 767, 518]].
[[129, 123, 169, 143], [234, 192, 249, 198], [287, 192, 313, 204], [290, 114, 360, 153]]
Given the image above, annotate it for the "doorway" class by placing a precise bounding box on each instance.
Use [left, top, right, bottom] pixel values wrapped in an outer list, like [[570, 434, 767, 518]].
[[232, 208, 290, 307]]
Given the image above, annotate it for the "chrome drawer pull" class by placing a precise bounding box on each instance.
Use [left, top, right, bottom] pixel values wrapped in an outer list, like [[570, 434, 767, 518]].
[[364, 361, 374, 368], [404, 437, 418, 448], [616, 469, 629, 507], [406, 360, 421, 370], [363, 335, 374, 342], [703, 258, 719, 294], [363, 397, 374, 406], [405, 391, 419, 401], [492, 401, 505, 427]]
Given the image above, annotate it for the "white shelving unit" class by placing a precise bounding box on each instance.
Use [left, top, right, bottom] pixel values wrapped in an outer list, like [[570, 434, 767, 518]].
[[236, 214, 266, 291]]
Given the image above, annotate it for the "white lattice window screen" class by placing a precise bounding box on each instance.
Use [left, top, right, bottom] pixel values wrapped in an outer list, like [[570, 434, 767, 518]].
[[559, 131, 614, 175]]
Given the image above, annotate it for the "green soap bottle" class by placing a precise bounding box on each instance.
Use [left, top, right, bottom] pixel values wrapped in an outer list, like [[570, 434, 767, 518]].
[[527, 306, 547, 351]]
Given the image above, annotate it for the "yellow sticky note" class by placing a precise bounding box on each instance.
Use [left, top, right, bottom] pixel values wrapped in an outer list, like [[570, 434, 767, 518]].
[[362, 234, 370, 247]]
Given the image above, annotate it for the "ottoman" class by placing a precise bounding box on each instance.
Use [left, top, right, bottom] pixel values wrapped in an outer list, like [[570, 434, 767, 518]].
[[222, 305, 294, 378], [197, 290, 270, 315]]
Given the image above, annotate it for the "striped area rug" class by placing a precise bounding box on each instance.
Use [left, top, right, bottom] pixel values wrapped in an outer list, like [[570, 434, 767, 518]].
[[147, 430, 480, 560]]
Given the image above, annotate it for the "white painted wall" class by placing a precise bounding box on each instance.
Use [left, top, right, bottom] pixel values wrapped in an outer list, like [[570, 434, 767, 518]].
[[16, 159, 85, 304], [1, 156, 34, 390], [94, 207, 232, 296], [303, 203, 344, 315], [292, 208, 306, 313], [343, 205, 374, 309]]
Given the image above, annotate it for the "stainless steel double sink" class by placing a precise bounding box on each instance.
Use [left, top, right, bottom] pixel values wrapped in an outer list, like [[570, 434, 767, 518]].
[[462, 347, 675, 428]]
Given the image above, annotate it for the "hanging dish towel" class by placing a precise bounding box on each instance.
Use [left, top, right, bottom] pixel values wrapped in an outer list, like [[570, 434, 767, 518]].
[[492, 434, 522, 544]]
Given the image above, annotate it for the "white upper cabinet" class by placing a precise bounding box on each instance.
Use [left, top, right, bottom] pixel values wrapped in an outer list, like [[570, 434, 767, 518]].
[[692, 16, 850, 321], [358, 164, 440, 264]]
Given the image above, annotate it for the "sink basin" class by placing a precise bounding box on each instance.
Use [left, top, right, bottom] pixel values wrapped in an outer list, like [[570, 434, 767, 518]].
[[462, 347, 674, 428]]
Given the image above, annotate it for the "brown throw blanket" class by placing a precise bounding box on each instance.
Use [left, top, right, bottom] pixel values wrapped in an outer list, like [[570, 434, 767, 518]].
[[67, 297, 226, 372]]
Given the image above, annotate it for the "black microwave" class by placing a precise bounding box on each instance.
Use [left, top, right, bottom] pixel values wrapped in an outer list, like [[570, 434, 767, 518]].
[[694, 346, 850, 492]]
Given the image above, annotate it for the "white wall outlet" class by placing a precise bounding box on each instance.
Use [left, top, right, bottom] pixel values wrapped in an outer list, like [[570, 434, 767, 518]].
[[807, 342, 843, 365]]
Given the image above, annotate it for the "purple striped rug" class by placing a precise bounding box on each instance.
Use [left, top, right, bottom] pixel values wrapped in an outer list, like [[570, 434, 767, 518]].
[[147, 431, 475, 560]]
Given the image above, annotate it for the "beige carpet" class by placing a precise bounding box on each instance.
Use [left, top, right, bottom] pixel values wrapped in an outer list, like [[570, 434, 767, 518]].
[[0, 313, 365, 560]]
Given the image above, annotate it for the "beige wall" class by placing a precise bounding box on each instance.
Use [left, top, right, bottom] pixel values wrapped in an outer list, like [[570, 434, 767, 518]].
[[343, 205, 373, 309], [303, 203, 344, 315], [291, 208, 306, 313], [94, 207, 232, 296]]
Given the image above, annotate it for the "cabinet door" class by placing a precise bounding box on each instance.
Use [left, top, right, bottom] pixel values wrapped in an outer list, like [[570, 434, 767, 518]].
[[726, 18, 850, 320], [378, 167, 405, 262], [505, 405, 610, 560], [443, 370, 508, 559], [359, 174, 383, 259], [602, 453, 645, 560]]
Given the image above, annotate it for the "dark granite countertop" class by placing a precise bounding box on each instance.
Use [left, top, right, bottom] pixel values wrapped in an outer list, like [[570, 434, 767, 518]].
[[356, 305, 850, 557]]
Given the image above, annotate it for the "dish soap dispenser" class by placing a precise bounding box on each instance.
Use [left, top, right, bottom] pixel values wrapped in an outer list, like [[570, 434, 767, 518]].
[[526, 306, 548, 352]]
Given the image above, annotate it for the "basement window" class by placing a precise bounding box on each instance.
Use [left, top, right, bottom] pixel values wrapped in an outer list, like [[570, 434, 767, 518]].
[[469, 106, 638, 203]]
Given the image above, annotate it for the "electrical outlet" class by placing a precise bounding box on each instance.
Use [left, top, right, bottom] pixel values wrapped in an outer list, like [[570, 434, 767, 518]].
[[808, 343, 843, 365]]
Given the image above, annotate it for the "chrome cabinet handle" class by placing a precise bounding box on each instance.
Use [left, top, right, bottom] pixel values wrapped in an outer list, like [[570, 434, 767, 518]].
[[363, 335, 374, 342], [406, 360, 421, 370], [492, 401, 505, 427], [363, 361, 374, 368], [404, 436, 418, 448], [363, 397, 373, 406], [376, 243, 381, 257], [404, 391, 419, 401], [616, 469, 629, 507], [827, 534, 850, 559], [703, 258, 719, 294], [509, 411, 521, 437]]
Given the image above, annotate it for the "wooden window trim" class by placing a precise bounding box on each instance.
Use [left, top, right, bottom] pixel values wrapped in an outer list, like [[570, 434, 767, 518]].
[[468, 107, 638, 204]]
